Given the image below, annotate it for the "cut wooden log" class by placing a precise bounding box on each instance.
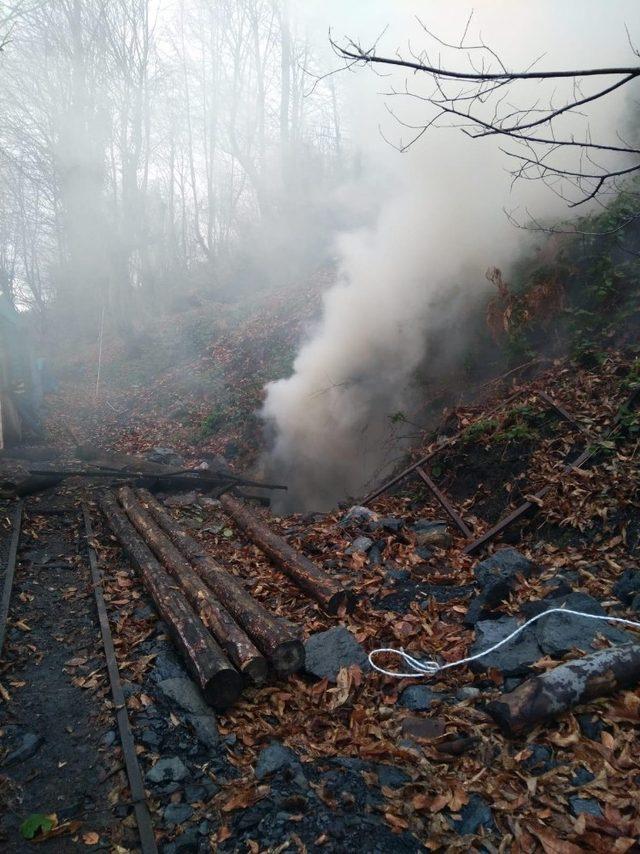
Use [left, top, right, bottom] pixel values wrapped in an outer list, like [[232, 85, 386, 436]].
[[486, 643, 640, 736], [136, 488, 304, 675], [220, 493, 356, 615], [99, 491, 242, 710], [118, 486, 267, 685]]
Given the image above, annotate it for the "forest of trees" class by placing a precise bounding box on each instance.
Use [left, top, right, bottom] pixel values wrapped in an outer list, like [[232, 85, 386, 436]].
[[0, 1, 350, 332]]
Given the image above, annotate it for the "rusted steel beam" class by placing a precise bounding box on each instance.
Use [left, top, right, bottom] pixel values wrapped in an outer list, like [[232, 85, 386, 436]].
[[414, 466, 473, 538], [535, 389, 585, 433], [0, 500, 23, 658]]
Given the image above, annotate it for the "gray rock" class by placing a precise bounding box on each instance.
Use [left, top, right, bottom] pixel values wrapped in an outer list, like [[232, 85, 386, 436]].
[[172, 827, 200, 853], [455, 686, 481, 701], [412, 520, 451, 548], [533, 592, 633, 656], [569, 797, 602, 818], [304, 627, 369, 682], [164, 803, 194, 826], [368, 545, 383, 566], [449, 793, 493, 835], [631, 593, 640, 614], [571, 767, 595, 787], [148, 447, 184, 467], [376, 764, 410, 789], [339, 506, 377, 527], [398, 685, 441, 711], [146, 756, 189, 784], [474, 548, 533, 588], [255, 741, 304, 784], [141, 729, 161, 749], [372, 516, 404, 533], [613, 570, 640, 604], [3, 732, 44, 767], [184, 784, 207, 803], [186, 714, 219, 748], [158, 678, 212, 717], [102, 730, 117, 748], [346, 536, 374, 555], [470, 617, 542, 676], [151, 649, 185, 682]]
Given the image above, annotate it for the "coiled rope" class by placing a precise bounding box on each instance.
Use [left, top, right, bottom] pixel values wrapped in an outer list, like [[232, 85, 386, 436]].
[[368, 607, 640, 679]]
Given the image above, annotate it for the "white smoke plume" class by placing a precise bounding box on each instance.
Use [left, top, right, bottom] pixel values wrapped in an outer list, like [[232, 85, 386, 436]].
[[262, 1, 638, 510]]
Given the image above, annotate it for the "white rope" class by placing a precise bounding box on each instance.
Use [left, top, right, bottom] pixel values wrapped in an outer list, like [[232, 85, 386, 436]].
[[368, 607, 640, 679]]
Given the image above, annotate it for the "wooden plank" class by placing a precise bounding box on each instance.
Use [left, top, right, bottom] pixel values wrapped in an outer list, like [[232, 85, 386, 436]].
[[82, 504, 158, 854], [414, 466, 473, 538]]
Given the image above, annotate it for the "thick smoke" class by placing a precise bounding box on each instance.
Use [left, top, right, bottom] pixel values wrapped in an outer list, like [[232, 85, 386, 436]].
[[262, 1, 638, 511]]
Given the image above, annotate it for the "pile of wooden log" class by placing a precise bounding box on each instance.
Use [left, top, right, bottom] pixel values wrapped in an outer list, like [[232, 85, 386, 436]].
[[99, 488, 356, 711]]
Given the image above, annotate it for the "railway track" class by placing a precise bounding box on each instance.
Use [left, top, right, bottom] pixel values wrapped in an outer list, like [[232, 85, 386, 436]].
[[0, 493, 157, 852]]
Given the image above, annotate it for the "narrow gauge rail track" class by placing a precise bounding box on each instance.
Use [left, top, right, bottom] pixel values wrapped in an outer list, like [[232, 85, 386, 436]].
[[0, 496, 157, 853]]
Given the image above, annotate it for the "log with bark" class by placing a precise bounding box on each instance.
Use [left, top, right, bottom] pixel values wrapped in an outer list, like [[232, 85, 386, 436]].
[[118, 486, 267, 685], [486, 643, 640, 736], [99, 491, 242, 710], [136, 488, 305, 675], [219, 493, 357, 615]]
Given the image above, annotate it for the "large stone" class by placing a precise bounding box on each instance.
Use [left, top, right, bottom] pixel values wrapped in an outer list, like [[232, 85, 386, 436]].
[[186, 714, 219, 748], [346, 536, 374, 555], [255, 742, 304, 782], [464, 577, 514, 626], [449, 794, 493, 836], [465, 549, 535, 627], [147, 446, 184, 467], [158, 678, 212, 717], [398, 685, 441, 711], [412, 520, 451, 548], [469, 617, 542, 676], [532, 592, 633, 656], [304, 627, 369, 682], [339, 506, 377, 527], [3, 732, 44, 767], [146, 756, 189, 784], [163, 803, 194, 826], [474, 548, 533, 588], [613, 570, 640, 604], [376, 764, 410, 789]]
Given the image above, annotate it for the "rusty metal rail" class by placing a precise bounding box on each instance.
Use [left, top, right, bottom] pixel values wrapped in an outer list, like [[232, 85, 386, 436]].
[[415, 466, 472, 537], [83, 503, 158, 854], [0, 500, 23, 658]]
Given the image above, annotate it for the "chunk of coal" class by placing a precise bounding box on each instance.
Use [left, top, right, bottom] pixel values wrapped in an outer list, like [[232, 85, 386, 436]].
[[304, 627, 369, 682], [469, 617, 542, 676]]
